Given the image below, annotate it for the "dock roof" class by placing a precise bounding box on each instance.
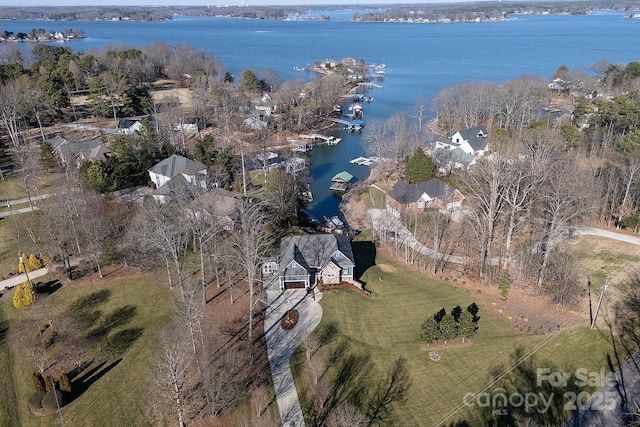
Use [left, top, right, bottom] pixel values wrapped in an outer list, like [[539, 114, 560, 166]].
[[331, 171, 353, 183]]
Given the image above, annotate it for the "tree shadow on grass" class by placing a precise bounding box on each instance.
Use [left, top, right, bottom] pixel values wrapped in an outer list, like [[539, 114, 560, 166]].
[[100, 327, 143, 358], [87, 305, 138, 341], [69, 289, 112, 313], [0, 319, 8, 347], [34, 280, 62, 296], [68, 358, 122, 403]]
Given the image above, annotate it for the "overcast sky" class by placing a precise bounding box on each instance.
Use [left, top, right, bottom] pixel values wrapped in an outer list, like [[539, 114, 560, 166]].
[[6, 0, 454, 6]]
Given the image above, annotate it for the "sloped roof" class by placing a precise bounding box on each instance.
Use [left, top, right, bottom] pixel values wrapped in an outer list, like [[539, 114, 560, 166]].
[[57, 138, 103, 160], [47, 135, 67, 152], [331, 171, 353, 183], [148, 154, 207, 179], [151, 173, 193, 197], [80, 144, 111, 162], [456, 126, 489, 152], [117, 118, 141, 129], [190, 188, 242, 222], [450, 147, 476, 165], [280, 234, 355, 276], [388, 178, 458, 205]]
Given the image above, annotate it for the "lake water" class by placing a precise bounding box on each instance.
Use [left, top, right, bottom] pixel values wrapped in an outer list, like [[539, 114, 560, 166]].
[[2, 11, 639, 221]]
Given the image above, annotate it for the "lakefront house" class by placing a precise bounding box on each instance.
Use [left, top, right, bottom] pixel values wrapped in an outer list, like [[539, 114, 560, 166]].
[[263, 234, 357, 291], [386, 178, 465, 216]]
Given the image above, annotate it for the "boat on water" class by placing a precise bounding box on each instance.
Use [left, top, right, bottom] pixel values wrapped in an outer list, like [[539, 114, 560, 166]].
[[343, 120, 365, 132], [321, 215, 346, 234]]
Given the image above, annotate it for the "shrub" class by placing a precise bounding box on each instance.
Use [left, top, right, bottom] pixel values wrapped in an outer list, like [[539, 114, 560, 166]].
[[59, 373, 72, 393], [28, 389, 46, 411], [13, 282, 36, 309], [41, 389, 64, 411], [499, 271, 511, 301], [32, 372, 45, 391], [18, 253, 44, 273]]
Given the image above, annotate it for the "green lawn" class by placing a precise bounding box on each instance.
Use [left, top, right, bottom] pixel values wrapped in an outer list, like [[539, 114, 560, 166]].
[[362, 186, 386, 210], [298, 249, 616, 426], [0, 273, 174, 427], [0, 172, 59, 201]]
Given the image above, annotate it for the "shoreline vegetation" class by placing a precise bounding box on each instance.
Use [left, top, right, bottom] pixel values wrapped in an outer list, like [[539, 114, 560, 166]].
[[0, 1, 639, 23]]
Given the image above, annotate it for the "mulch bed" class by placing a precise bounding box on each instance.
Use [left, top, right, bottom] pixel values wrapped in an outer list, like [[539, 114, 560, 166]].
[[317, 281, 373, 298], [281, 309, 299, 330]]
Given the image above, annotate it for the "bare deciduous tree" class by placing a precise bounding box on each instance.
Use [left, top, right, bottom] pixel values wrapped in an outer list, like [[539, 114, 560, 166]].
[[231, 201, 273, 360], [154, 327, 196, 427], [536, 158, 592, 288]]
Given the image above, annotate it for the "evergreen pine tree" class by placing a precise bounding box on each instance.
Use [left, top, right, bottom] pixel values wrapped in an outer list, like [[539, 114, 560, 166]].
[[499, 271, 512, 301], [404, 147, 435, 184], [457, 311, 476, 343]]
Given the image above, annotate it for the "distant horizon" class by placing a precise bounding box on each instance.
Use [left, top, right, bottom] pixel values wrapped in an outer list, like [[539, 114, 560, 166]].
[[3, 0, 485, 7]]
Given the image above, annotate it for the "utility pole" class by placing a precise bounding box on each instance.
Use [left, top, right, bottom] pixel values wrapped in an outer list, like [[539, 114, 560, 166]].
[[587, 276, 593, 327], [19, 252, 33, 289], [591, 279, 608, 329]]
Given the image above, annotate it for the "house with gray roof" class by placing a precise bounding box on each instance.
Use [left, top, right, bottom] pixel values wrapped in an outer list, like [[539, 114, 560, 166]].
[[148, 154, 208, 190], [185, 188, 242, 231], [49, 136, 108, 168], [386, 178, 465, 216], [266, 234, 356, 291], [434, 126, 489, 160], [433, 146, 477, 173]]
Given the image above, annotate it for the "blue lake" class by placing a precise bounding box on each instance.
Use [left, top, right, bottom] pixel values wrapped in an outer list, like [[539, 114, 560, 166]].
[[2, 11, 639, 221]]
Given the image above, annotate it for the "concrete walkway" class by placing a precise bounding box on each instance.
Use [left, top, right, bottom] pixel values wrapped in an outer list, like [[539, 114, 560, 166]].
[[264, 288, 323, 427], [369, 209, 640, 267], [0, 267, 50, 291]]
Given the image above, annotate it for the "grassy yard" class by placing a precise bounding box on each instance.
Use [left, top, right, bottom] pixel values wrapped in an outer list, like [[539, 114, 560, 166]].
[[570, 236, 640, 291], [1, 172, 59, 201], [0, 273, 174, 427], [296, 248, 617, 426], [0, 211, 42, 278], [362, 186, 386, 210]]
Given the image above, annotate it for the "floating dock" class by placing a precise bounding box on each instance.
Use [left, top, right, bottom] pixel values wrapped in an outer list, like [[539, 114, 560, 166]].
[[350, 157, 379, 166], [299, 134, 342, 146]]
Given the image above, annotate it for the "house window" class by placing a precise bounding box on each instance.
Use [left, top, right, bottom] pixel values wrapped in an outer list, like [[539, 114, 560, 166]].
[[326, 272, 336, 278], [417, 200, 424, 209], [262, 262, 278, 274]]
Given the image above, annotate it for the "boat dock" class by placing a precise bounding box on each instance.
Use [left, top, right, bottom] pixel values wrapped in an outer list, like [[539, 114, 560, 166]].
[[330, 171, 354, 191], [329, 118, 365, 132], [299, 134, 342, 146], [350, 156, 379, 166], [289, 139, 313, 152]]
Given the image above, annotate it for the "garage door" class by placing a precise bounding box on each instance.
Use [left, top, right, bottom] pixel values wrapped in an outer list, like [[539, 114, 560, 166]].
[[285, 281, 306, 289]]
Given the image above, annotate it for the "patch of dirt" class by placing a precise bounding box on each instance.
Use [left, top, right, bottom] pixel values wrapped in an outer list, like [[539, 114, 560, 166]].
[[377, 264, 394, 273]]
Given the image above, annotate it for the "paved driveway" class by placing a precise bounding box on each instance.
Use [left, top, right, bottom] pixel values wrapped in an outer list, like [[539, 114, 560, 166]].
[[264, 289, 323, 427]]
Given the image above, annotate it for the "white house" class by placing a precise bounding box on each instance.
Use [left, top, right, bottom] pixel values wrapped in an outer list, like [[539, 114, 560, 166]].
[[117, 118, 145, 135], [174, 118, 204, 133], [435, 126, 489, 157], [148, 154, 208, 190]]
